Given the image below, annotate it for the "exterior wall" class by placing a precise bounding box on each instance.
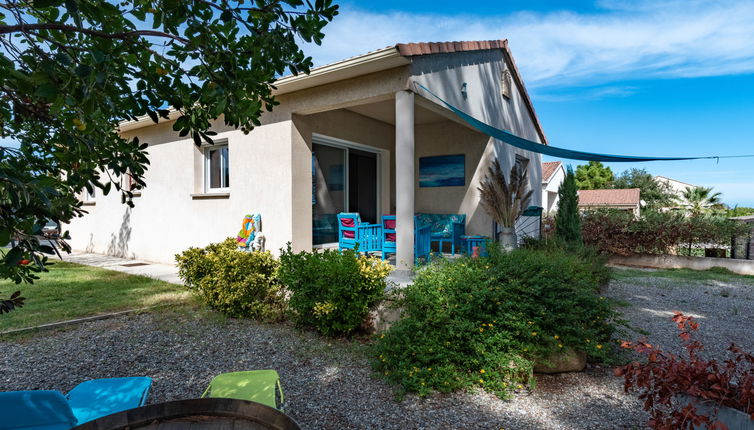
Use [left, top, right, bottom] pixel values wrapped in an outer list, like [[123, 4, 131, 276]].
[[66, 120, 296, 263], [610, 254, 754, 276], [65, 68, 410, 263], [408, 49, 544, 236]]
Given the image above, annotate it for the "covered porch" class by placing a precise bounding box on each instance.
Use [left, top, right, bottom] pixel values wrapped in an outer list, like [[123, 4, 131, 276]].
[[292, 90, 498, 269]]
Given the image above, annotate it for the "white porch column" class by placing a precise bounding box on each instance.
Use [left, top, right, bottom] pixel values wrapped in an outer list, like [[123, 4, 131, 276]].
[[395, 90, 415, 270]]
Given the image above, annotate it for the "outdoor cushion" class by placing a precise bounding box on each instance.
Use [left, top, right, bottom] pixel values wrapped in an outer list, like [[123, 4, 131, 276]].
[[416, 213, 465, 237], [66, 377, 152, 424], [384, 217, 396, 242], [202, 370, 284, 410], [339, 216, 356, 238], [0, 390, 77, 430]]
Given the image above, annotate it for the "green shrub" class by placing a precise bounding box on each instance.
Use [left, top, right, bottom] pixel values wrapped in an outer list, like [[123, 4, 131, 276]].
[[521, 236, 612, 287], [277, 245, 391, 336], [175, 238, 286, 321], [582, 210, 750, 256], [372, 245, 623, 398]]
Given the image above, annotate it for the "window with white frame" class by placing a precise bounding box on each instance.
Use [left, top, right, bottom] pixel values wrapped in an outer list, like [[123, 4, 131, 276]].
[[82, 186, 96, 204], [204, 144, 229, 192]]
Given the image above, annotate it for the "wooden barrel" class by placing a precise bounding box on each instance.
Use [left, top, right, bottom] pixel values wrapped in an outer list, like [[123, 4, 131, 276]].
[[71, 398, 300, 430]]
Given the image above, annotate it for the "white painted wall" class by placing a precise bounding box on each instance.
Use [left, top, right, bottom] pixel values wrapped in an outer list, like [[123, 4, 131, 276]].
[[542, 165, 565, 214], [408, 49, 544, 237]]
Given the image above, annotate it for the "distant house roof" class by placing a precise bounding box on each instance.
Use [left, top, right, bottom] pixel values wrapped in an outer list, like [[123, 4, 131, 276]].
[[578, 188, 641, 206], [542, 161, 562, 182]]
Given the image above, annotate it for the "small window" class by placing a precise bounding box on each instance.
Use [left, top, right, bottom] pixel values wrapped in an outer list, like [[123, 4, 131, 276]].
[[515, 154, 529, 172], [82, 186, 96, 204], [205, 144, 229, 191], [122, 172, 141, 195], [501, 68, 512, 99]]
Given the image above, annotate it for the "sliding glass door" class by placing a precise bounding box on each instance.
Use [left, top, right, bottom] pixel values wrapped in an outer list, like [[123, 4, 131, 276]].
[[312, 140, 379, 245]]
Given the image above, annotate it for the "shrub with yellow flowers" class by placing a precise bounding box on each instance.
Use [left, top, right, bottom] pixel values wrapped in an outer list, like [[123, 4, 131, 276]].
[[371, 244, 625, 398]]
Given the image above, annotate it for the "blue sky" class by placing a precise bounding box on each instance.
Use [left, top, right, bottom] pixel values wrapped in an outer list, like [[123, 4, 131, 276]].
[[304, 0, 754, 206]]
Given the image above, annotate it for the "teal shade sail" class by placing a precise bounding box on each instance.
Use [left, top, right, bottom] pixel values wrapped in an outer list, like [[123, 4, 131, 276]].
[[415, 83, 752, 163]]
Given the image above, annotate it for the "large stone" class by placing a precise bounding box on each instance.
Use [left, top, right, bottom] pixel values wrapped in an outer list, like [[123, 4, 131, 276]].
[[533, 349, 587, 374]]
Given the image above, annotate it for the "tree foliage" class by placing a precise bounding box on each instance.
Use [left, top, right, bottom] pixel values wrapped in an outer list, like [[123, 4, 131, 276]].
[[680, 186, 723, 217], [0, 0, 338, 305], [575, 161, 613, 190], [555, 167, 582, 244], [614, 168, 675, 209]]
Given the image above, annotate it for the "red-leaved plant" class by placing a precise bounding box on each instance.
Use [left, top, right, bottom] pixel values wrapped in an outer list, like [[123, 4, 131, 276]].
[[615, 312, 754, 430]]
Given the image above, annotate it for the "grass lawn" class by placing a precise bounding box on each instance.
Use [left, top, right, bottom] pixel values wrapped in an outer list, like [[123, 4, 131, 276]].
[[0, 261, 189, 332], [612, 266, 754, 283]]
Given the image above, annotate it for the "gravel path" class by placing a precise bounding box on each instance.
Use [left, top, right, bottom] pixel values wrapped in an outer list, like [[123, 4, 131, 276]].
[[2, 269, 753, 429]]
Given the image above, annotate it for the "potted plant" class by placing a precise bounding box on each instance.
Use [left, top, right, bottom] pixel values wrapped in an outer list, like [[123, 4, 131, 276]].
[[478, 159, 532, 250], [616, 312, 754, 430]]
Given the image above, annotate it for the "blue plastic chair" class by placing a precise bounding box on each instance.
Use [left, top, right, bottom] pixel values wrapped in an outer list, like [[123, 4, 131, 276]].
[[0, 390, 77, 430], [66, 377, 152, 424], [381, 215, 431, 264], [337, 213, 382, 255]]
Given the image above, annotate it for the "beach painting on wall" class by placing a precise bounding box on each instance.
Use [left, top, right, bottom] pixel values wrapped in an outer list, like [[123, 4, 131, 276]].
[[419, 154, 465, 187]]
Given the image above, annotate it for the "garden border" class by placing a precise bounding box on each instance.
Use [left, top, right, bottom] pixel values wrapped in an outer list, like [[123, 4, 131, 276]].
[[609, 254, 754, 276], [0, 306, 160, 336]]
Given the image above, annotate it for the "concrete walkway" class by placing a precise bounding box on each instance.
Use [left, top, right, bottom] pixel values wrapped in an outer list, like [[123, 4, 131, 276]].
[[61, 252, 182, 285], [61, 251, 415, 287]]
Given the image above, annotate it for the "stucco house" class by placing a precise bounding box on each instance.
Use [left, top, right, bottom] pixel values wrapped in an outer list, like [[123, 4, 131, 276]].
[[577, 188, 642, 217], [66, 40, 548, 270], [655, 175, 698, 211], [541, 161, 565, 214]]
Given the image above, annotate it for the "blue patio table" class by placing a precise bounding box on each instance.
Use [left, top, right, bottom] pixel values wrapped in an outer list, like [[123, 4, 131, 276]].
[[461, 235, 491, 257]]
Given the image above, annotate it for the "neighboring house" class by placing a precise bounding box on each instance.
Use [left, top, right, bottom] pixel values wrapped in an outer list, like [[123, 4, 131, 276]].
[[578, 188, 642, 217], [66, 40, 548, 269], [655, 175, 698, 210], [541, 161, 565, 214]]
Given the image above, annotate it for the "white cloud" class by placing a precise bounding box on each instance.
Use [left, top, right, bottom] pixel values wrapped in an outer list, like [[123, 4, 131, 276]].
[[305, 1, 754, 90]]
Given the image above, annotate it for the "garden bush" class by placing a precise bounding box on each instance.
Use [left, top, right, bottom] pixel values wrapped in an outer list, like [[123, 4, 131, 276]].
[[582, 210, 749, 256], [175, 238, 286, 321], [372, 245, 624, 398], [277, 245, 391, 336]]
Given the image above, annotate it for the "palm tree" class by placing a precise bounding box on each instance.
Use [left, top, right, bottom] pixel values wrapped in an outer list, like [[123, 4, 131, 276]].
[[681, 186, 722, 216], [478, 159, 533, 248]]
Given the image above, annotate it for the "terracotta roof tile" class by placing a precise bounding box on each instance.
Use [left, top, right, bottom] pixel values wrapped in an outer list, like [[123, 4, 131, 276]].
[[578, 188, 641, 206], [396, 40, 508, 57], [542, 161, 561, 182]]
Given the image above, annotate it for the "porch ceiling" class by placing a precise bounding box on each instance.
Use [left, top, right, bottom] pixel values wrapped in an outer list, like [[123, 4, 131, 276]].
[[345, 99, 447, 125]]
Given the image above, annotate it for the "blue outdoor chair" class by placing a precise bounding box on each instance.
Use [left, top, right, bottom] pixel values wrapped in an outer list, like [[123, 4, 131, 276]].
[[0, 390, 76, 430], [381, 215, 431, 264], [0, 377, 152, 430], [337, 213, 382, 255], [66, 377, 152, 424]]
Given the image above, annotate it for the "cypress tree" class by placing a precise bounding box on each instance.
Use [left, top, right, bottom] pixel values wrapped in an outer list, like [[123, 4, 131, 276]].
[[555, 167, 582, 244]]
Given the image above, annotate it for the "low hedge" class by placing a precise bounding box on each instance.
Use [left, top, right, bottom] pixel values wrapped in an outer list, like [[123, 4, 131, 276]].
[[372, 245, 623, 398], [175, 238, 286, 321], [582, 210, 749, 256]]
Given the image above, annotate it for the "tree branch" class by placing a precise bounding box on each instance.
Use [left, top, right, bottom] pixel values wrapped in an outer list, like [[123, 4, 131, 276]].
[[0, 23, 189, 44]]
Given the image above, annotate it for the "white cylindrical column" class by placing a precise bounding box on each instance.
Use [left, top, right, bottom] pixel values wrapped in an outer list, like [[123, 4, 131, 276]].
[[395, 90, 415, 269]]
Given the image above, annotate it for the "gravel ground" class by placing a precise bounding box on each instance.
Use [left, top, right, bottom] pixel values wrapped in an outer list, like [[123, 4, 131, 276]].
[[2, 269, 753, 429]]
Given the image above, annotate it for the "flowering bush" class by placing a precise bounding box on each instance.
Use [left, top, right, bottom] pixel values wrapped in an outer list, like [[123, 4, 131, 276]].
[[616, 313, 754, 430], [277, 245, 391, 336], [372, 246, 624, 398], [175, 238, 286, 321]]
